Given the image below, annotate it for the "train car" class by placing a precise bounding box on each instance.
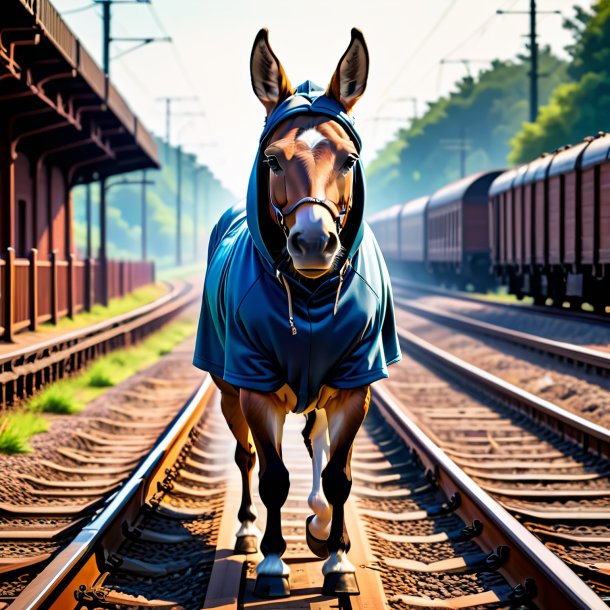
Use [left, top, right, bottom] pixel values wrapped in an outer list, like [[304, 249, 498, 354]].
[[368, 196, 430, 279], [491, 163, 544, 297], [491, 134, 610, 310], [367, 203, 403, 261], [398, 195, 429, 280], [522, 154, 555, 301], [577, 133, 610, 310], [489, 167, 517, 277], [399, 196, 429, 262], [427, 170, 503, 290], [370, 133, 610, 312], [512, 164, 529, 272]]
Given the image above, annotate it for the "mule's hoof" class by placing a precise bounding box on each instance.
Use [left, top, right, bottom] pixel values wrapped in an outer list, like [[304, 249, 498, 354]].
[[322, 572, 360, 596], [254, 574, 290, 598], [235, 534, 258, 554], [305, 515, 330, 559]]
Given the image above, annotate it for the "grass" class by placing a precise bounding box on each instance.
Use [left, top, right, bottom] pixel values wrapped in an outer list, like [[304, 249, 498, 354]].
[[0, 316, 197, 454], [157, 262, 204, 282], [41, 283, 169, 333], [468, 285, 534, 305], [0, 412, 49, 454], [84, 366, 115, 388], [29, 384, 78, 414]]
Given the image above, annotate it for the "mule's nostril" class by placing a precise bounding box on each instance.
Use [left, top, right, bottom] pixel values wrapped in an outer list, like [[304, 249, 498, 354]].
[[289, 231, 306, 255], [324, 233, 338, 254]]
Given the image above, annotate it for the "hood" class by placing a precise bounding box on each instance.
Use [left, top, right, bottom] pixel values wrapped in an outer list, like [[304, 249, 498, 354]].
[[246, 80, 366, 272]]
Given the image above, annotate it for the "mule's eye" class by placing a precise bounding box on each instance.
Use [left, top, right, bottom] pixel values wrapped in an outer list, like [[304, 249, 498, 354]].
[[263, 155, 283, 175], [340, 154, 358, 176]]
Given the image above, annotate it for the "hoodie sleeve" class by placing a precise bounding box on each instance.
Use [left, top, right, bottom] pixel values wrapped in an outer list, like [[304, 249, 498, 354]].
[[220, 278, 285, 393], [379, 263, 401, 368], [326, 240, 401, 389]]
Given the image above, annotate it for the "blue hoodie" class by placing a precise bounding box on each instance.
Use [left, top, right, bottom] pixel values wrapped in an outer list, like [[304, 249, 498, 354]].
[[193, 82, 400, 413]]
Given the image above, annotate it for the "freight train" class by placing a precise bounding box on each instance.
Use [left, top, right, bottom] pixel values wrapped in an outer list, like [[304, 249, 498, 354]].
[[368, 132, 610, 311]]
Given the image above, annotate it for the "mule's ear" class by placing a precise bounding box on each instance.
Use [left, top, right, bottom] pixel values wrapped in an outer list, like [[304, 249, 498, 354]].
[[327, 28, 369, 113], [250, 28, 294, 115]]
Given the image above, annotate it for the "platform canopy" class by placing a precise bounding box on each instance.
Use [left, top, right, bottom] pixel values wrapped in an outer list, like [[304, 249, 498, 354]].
[[0, 0, 160, 184]]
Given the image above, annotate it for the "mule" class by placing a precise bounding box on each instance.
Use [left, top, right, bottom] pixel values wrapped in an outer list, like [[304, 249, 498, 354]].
[[193, 28, 400, 598]]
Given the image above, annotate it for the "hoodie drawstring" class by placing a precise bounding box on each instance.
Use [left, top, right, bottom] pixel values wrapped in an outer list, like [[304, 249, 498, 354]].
[[277, 270, 297, 335], [276, 259, 351, 336], [334, 259, 351, 316]]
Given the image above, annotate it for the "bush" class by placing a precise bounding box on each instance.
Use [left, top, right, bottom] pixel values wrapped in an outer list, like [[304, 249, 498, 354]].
[[30, 385, 77, 414], [0, 413, 48, 454], [86, 365, 115, 388]]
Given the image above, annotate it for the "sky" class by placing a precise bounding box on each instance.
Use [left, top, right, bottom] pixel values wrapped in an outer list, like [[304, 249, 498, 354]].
[[54, 0, 592, 200]]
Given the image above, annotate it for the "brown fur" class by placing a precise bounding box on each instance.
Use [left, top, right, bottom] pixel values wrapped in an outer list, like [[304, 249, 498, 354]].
[[265, 115, 358, 233], [214, 28, 373, 590], [250, 28, 295, 116], [327, 28, 369, 113]]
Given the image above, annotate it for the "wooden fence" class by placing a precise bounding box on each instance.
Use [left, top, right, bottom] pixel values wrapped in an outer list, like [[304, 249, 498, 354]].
[[0, 248, 155, 340]]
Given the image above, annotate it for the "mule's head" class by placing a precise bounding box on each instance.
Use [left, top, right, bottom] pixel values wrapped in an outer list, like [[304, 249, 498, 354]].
[[251, 28, 369, 279]]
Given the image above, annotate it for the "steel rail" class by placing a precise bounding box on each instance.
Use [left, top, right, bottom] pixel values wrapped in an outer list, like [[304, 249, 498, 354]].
[[0, 279, 200, 406], [394, 295, 610, 373], [392, 276, 610, 326], [10, 374, 215, 610], [372, 383, 608, 610], [396, 327, 610, 459]]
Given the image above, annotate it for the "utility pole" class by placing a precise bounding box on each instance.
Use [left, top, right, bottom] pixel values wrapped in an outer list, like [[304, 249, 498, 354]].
[[193, 166, 208, 262], [94, 0, 163, 305], [99, 178, 108, 305], [103, 176, 154, 274], [529, 0, 538, 123], [460, 127, 467, 178], [183, 143, 217, 262], [97, 0, 166, 77], [497, 3, 560, 123], [176, 145, 182, 266], [102, 1, 111, 75], [193, 168, 201, 262], [156, 97, 199, 161], [440, 128, 471, 178], [85, 183, 92, 259], [141, 169, 147, 260], [172, 122, 206, 267]]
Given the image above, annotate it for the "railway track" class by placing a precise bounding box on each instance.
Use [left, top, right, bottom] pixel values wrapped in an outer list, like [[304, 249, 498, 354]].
[[393, 293, 610, 375], [392, 280, 610, 429], [0, 337, 207, 607], [0, 278, 200, 408], [2, 364, 606, 608], [3, 277, 608, 608], [392, 277, 610, 327], [386, 322, 610, 606]]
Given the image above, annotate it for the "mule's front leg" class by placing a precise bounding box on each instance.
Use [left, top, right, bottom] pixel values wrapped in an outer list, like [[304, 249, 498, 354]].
[[321, 385, 370, 596], [212, 375, 259, 554], [304, 409, 332, 558], [241, 388, 290, 598]]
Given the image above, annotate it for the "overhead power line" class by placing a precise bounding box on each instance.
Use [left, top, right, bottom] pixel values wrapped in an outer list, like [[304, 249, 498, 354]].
[[63, 3, 96, 14], [378, 0, 458, 103], [439, 58, 491, 77], [497, 0, 561, 122], [147, 4, 204, 110]]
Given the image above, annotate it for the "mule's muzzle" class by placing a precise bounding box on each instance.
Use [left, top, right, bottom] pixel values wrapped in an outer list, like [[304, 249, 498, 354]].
[[289, 231, 338, 258], [287, 229, 339, 277]]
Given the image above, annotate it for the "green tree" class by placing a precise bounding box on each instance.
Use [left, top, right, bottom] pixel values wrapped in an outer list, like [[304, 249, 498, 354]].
[[367, 50, 566, 213], [510, 1, 610, 163]]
